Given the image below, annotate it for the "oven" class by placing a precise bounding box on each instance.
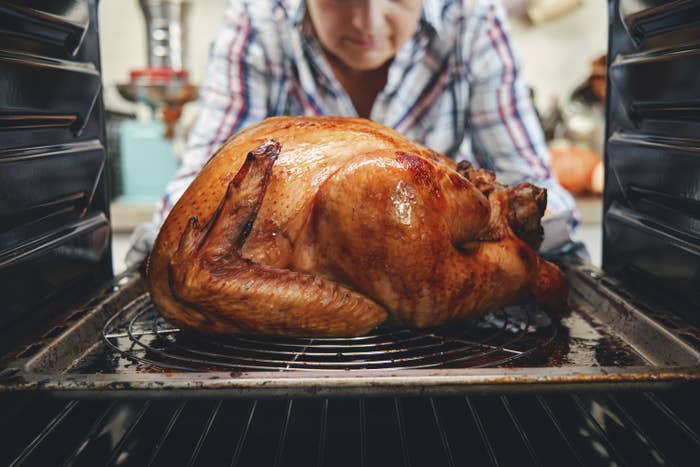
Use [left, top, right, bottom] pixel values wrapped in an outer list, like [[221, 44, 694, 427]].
[[1, 0, 699, 465]]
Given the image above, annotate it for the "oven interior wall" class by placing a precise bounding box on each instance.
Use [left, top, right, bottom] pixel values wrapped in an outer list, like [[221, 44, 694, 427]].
[[603, 0, 700, 324], [0, 0, 112, 355]]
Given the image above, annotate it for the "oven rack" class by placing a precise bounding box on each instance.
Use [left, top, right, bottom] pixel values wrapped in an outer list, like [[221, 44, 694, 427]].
[[2, 389, 699, 466]]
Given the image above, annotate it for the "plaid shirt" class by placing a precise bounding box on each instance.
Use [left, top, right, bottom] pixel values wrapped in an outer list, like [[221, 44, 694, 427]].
[[155, 0, 576, 228]]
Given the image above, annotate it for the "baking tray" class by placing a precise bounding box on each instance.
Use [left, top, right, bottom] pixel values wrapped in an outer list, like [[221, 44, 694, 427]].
[[0, 262, 698, 398]]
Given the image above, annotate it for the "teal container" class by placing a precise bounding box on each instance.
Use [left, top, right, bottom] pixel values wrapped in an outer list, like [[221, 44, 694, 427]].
[[118, 119, 179, 204]]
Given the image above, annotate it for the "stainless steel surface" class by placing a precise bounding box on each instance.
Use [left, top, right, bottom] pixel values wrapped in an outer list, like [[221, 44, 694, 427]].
[[0, 264, 698, 396], [139, 0, 191, 70]]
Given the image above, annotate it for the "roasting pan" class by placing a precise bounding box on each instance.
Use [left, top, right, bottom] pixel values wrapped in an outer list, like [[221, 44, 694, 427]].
[[1, 257, 697, 398]]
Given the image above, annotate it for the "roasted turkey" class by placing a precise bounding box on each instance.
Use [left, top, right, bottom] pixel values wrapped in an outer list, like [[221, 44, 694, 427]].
[[148, 116, 567, 337]]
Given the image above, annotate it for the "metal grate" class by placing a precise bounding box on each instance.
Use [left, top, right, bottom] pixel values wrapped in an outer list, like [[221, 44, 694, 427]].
[[3, 389, 699, 466], [102, 293, 557, 372]]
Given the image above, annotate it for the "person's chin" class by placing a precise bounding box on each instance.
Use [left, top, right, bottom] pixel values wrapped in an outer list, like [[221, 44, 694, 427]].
[[342, 50, 392, 71]]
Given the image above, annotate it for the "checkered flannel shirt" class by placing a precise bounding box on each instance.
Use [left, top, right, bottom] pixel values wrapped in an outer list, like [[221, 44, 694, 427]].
[[153, 0, 576, 232]]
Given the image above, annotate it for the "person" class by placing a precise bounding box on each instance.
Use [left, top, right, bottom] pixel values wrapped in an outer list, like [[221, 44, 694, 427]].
[[126, 0, 577, 266]]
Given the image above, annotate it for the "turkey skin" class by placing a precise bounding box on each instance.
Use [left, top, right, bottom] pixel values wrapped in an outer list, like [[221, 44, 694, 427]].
[[148, 116, 567, 337]]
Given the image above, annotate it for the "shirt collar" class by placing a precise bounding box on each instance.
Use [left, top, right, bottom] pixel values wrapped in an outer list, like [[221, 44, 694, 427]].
[[291, 0, 306, 28], [420, 0, 445, 38]]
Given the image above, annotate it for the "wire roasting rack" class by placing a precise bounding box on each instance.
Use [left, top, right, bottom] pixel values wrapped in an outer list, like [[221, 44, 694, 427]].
[[102, 293, 558, 372]]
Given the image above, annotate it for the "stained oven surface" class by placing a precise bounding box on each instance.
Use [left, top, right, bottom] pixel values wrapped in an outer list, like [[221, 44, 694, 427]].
[[0, 264, 698, 397], [1, 0, 699, 466]]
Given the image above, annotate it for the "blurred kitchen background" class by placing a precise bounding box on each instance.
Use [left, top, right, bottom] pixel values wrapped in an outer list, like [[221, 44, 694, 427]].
[[103, 0, 607, 273]]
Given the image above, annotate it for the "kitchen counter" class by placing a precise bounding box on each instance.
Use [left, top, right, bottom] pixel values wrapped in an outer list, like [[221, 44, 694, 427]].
[[110, 199, 156, 233], [574, 196, 603, 225], [111, 200, 155, 274]]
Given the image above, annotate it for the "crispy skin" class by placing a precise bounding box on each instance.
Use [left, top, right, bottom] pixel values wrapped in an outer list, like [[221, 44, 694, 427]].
[[148, 116, 567, 336]]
